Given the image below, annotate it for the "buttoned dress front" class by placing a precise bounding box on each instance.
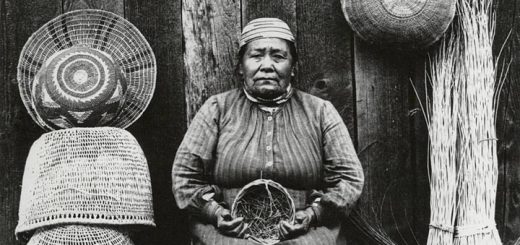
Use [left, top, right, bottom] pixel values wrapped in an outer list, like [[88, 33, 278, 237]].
[[172, 88, 364, 245]]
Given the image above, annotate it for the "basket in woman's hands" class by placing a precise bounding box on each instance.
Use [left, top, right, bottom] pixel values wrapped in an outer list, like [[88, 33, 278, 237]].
[[231, 179, 295, 244]]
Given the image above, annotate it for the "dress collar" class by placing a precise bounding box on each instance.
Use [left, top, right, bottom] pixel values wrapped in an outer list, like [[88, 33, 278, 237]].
[[243, 84, 294, 106]]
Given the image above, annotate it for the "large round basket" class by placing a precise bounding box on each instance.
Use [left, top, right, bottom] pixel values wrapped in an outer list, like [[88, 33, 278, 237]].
[[17, 9, 156, 130], [340, 0, 456, 49], [15, 127, 155, 241], [231, 179, 295, 245], [27, 225, 134, 245]]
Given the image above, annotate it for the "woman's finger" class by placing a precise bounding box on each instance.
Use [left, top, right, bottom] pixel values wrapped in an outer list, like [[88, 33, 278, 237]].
[[219, 216, 244, 230], [236, 222, 249, 238], [222, 221, 247, 237], [278, 221, 290, 239]]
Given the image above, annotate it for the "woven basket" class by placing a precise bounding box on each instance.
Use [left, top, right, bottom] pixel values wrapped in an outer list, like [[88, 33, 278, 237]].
[[340, 0, 456, 49], [16, 127, 154, 240], [18, 9, 156, 130], [27, 225, 134, 245], [231, 179, 295, 245]]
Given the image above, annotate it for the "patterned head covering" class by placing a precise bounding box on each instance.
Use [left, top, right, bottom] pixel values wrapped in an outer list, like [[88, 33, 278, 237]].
[[239, 18, 295, 48]]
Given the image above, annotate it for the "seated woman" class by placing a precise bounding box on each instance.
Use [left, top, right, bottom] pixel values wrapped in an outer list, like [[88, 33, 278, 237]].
[[172, 17, 364, 245]]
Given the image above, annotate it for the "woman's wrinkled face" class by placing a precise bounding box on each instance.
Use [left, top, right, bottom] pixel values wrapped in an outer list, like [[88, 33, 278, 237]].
[[240, 38, 294, 99]]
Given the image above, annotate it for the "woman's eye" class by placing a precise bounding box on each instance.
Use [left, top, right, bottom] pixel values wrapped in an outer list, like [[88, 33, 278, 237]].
[[274, 54, 286, 59]]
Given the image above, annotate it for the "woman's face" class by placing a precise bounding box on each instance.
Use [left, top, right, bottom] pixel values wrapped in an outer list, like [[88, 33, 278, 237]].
[[240, 38, 294, 99]]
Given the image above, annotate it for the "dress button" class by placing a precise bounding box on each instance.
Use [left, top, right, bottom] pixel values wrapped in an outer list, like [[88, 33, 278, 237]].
[[267, 116, 273, 121], [266, 146, 272, 151], [265, 161, 273, 167]]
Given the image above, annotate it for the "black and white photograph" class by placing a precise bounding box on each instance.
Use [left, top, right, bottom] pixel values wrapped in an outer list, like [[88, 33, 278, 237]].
[[0, 0, 517, 244]]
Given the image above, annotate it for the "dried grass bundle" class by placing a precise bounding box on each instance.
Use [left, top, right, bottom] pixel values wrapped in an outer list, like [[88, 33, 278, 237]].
[[454, 0, 501, 244], [348, 209, 399, 245], [231, 179, 295, 245], [424, 0, 504, 244], [425, 28, 462, 245]]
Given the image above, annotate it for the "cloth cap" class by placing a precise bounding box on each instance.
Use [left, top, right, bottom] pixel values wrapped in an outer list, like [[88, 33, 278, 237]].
[[27, 225, 134, 245], [16, 127, 155, 241], [239, 18, 295, 48]]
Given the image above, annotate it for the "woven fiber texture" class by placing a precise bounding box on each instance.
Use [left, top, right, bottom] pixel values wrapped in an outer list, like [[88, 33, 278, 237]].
[[18, 9, 156, 130], [27, 225, 134, 245], [231, 179, 295, 245], [30, 46, 128, 129], [340, 0, 456, 49], [16, 127, 154, 240]]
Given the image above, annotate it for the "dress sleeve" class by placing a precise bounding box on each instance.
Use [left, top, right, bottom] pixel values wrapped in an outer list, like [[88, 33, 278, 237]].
[[311, 101, 364, 224], [172, 96, 223, 221]]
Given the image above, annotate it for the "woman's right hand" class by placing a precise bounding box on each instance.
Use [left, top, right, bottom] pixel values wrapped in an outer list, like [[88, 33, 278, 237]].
[[215, 208, 249, 238]]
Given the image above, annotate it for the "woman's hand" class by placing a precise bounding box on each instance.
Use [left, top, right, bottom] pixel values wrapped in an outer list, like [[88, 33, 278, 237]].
[[215, 208, 249, 238], [278, 207, 315, 240]]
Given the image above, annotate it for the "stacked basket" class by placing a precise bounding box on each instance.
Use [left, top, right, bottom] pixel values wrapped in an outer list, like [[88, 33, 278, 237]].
[[15, 9, 156, 245]]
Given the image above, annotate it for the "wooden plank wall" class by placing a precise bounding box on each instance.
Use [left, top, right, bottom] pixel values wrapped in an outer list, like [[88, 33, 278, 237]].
[[495, 0, 520, 244], [0, 0, 518, 244]]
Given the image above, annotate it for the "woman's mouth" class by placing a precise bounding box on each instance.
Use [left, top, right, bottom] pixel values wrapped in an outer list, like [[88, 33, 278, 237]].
[[254, 77, 279, 82]]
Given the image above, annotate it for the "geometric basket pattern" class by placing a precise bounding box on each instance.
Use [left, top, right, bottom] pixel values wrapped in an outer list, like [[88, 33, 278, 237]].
[[18, 9, 156, 130]]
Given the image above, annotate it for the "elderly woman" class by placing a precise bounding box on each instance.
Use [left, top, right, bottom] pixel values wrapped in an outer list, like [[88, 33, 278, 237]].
[[172, 18, 364, 245]]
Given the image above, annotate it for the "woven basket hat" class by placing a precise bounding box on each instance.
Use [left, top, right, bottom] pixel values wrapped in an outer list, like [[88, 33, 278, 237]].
[[27, 225, 134, 245], [16, 127, 154, 240], [231, 179, 295, 245], [18, 9, 156, 130], [340, 0, 456, 48]]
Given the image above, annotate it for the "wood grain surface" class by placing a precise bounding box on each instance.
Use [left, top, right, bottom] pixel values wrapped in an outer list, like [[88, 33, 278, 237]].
[[354, 38, 420, 245], [0, 1, 61, 244], [126, 0, 188, 244], [183, 0, 241, 123]]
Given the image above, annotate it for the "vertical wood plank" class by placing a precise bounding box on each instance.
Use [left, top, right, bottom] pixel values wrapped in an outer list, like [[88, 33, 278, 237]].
[[411, 51, 430, 245], [494, 0, 520, 243], [183, 0, 241, 122], [242, 0, 296, 32], [63, 0, 124, 15], [296, 0, 356, 137], [0, 0, 61, 244], [354, 39, 418, 244], [126, 0, 187, 244]]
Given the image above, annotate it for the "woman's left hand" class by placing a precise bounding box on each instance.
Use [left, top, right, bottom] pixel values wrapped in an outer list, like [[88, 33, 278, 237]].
[[278, 207, 315, 240]]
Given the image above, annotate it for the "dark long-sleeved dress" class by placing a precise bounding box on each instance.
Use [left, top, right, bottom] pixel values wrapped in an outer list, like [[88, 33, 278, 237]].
[[172, 88, 364, 245]]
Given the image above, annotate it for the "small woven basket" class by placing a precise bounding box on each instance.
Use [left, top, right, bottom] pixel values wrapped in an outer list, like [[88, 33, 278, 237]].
[[27, 225, 134, 245], [340, 0, 456, 49], [231, 179, 295, 245], [16, 127, 154, 240]]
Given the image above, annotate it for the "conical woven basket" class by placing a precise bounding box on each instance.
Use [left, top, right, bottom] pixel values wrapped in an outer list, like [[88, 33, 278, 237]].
[[17, 9, 156, 130], [231, 179, 295, 245], [340, 0, 456, 48], [16, 127, 154, 240], [27, 225, 134, 245]]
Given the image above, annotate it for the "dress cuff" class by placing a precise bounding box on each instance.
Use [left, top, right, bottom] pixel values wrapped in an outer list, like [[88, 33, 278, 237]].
[[310, 200, 325, 225], [201, 200, 224, 225]]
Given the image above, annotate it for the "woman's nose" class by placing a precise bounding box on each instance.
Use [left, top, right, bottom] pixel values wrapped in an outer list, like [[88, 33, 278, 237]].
[[259, 56, 275, 72]]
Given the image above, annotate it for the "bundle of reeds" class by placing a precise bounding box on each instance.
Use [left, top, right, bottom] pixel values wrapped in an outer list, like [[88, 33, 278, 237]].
[[453, 0, 501, 244], [425, 28, 461, 245], [426, 0, 503, 244]]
